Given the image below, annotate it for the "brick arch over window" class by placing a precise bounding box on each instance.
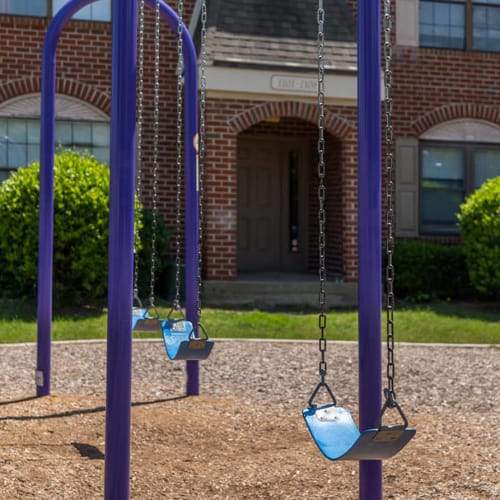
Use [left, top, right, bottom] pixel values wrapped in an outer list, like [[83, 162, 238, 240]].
[[0, 78, 111, 116], [412, 103, 500, 135], [229, 101, 354, 139]]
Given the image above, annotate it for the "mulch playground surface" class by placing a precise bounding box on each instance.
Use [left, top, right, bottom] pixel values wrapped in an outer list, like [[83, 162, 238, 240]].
[[0, 340, 498, 498]]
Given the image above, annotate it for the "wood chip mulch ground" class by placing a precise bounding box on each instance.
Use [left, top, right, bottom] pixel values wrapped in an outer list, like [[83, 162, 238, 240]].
[[0, 340, 498, 499]]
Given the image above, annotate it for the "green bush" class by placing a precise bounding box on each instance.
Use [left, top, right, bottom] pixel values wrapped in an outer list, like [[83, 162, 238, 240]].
[[135, 209, 171, 301], [0, 150, 110, 304], [389, 240, 472, 301], [458, 176, 500, 298]]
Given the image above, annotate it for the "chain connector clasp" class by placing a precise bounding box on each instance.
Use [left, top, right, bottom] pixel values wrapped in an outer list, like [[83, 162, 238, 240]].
[[376, 388, 409, 430], [308, 381, 337, 409]]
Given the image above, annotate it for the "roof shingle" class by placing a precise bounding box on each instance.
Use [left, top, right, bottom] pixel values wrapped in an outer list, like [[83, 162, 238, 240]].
[[204, 0, 357, 72]]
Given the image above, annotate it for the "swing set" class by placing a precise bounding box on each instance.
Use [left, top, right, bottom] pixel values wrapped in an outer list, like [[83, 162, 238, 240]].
[[34, 0, 413, 498]]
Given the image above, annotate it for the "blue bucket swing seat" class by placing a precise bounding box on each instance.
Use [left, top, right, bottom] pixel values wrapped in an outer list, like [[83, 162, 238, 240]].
[[302, 0, 414, 464], [132, 308, 163, 332], [132, 296, 163, 333], [161, 309, 214, 361], [303, 383, 415, 461]]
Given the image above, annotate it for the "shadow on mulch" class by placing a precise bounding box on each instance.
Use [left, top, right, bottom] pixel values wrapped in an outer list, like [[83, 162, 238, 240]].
[[0, 395, 188, 422]]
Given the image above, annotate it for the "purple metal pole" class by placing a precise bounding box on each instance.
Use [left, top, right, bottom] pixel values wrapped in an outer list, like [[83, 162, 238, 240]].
[[357, 0, 383, 498], [37, 0, 102, 397], [182, 22, 200, 397], [104, 0, 137, 498], [145, 0, 200, 395]]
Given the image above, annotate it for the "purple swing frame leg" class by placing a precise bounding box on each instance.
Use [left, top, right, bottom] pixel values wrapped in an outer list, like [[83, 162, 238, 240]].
[[104, 1, 137, 497], [36, 0, 98, 397], [358, 0, 383, 498]]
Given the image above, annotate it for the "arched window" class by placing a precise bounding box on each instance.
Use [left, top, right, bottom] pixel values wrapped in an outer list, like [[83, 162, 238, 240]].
[[0, 94, 110, 182]]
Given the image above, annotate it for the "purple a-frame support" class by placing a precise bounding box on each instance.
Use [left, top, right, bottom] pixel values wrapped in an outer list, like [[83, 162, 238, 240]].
[[37, 0, 200, 497]]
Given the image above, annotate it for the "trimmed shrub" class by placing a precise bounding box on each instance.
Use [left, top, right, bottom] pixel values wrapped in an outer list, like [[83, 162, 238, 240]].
[[0, 151, 110, 304], [135, 209, 171, 300], [390, 240, 471, 301], [458, 176, 500, 298]]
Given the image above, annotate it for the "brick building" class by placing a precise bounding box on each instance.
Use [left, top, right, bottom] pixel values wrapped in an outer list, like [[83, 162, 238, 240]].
[[1, 1, 499, 296]]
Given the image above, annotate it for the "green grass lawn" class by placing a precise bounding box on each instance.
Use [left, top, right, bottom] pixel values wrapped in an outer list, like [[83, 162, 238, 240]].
[[0, 300, 498, 344]]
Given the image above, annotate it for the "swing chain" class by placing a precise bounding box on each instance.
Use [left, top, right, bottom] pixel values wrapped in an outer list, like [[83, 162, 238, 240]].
[[149, 0, 161, 309], [174, 0, 185, 310], [384, 0, 397, 405], [317, 0, 328, 385], [196, 0, 208, 324], [133, 0, 146, 304]]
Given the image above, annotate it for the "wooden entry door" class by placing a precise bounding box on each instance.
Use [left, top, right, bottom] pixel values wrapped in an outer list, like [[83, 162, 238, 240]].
[[237, 137, 308, 272]]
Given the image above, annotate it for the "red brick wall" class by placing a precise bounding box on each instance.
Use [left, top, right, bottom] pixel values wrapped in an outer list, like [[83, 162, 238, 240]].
[[0, 3, 198, 268], [201, 98, 359, 281], [390, 18, 500, 246], [0, 6, 361, 281], [2, 2, 499, 285], [392, 46, 500, 136], [0, 16, 112, 107]]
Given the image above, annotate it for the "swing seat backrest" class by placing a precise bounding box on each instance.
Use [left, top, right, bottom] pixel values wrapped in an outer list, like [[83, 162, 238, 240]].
[[303, 404, 415, 461], [175, 337, 214, 360], [132, 307, 147, 329], [162, 319, 214, 360], [132, 308, 163, 333]]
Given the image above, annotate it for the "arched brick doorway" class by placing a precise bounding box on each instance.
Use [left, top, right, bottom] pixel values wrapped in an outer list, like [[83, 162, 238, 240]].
[[236, 117, 344, 277]]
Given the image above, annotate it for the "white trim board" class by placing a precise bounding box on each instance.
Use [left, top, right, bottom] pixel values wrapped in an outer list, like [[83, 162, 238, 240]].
[[206, 66, 359, 105]]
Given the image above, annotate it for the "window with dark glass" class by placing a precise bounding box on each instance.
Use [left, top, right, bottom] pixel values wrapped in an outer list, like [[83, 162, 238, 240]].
[[0, 0, 47, 16], [0, 117, 110, 182], [288, 151, 299, 253], [419, 0, 500, 52], [420, 142, 500, 234], [473, 0, 500, 50], [53, 0, 111, 21], [0, 0, 111, 21], [420, 0, 466, 49]]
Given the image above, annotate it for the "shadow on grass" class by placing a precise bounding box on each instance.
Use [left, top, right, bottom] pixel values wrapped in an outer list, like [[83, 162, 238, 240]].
[[204, 303, 358, 314], [401, 300, 500, 322], [0, 298, 106, 322]]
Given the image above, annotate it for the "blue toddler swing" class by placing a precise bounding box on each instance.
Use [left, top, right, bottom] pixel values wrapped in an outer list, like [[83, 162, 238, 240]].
[[303, 0, 415, 461]]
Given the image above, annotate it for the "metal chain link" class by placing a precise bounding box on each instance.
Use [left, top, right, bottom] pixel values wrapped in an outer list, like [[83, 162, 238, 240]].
[[384, 0, 397, 405], [196, 0, 208, 324], [148, 0, 161, 309], [133, 0, 146, 304], [173, 0, 185, 309], [317, 0, 328, 385]]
